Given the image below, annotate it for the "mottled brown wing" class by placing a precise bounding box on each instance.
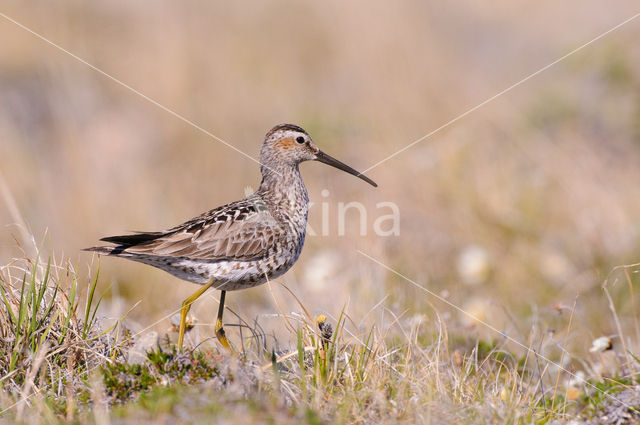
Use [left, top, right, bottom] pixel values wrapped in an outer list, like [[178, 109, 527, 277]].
[[122, 209, 282, 261]]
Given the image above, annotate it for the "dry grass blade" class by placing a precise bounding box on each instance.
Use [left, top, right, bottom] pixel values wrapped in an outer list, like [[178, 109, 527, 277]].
[[15, 341, 49, 421]]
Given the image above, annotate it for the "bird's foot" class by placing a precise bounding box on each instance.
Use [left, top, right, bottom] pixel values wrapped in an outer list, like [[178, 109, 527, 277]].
[[215, 318, 235, 353]]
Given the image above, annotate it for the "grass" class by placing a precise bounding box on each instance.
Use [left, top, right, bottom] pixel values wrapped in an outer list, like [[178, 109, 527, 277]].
[[0, 242, 128, 422], [0, 242, 639, 424]]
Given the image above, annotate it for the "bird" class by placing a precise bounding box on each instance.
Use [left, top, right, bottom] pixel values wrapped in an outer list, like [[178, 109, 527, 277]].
[[84, 123, 377, 351]]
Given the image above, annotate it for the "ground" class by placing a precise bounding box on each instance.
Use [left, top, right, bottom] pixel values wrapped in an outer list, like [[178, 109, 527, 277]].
[[0, 251, 639, 424]]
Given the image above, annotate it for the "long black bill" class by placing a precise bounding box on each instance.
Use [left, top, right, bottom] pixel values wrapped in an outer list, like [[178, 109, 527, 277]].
[[315, 150, 377, 187]]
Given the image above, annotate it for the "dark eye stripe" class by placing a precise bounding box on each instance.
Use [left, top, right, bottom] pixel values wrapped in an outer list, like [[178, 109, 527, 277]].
[[295, 136, 305, 144]]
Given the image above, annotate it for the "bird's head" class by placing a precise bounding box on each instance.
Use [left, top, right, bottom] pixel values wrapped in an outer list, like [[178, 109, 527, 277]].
[[260, 123, 377, 187]]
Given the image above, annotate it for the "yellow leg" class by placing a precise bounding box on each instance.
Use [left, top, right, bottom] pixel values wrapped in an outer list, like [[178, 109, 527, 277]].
[[178, 278, 217, 349], [215, 290, 233, 351]]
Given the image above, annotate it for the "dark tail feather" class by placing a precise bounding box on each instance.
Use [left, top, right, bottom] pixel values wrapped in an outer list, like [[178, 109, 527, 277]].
[[99, 232, 164, 245], [84, 232, 165, 256]]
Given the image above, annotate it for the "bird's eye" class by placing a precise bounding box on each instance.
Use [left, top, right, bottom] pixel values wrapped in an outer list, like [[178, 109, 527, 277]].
[[295, 136, 305, 144]]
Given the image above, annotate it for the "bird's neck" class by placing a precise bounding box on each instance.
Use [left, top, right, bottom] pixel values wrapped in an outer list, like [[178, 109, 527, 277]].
[[258, 163, 309, 221]]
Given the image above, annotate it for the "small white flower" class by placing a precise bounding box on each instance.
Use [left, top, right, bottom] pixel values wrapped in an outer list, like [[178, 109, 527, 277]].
[[589, 336, 612, 353], [460, 297, 490, 327], [457, 245, 491, 285], [566, 370, 586, 388]]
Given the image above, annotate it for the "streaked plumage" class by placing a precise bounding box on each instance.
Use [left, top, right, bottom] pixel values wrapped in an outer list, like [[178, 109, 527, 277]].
[[93, 193, 293, 291], [85, 123, 377, 349]]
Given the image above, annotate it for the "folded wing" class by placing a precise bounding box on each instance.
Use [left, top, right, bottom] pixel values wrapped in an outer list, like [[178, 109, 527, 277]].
[[91, 197, 282, 261]]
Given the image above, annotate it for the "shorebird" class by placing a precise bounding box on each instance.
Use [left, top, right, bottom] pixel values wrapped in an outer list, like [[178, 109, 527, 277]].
[[85, 124, 377, 350]]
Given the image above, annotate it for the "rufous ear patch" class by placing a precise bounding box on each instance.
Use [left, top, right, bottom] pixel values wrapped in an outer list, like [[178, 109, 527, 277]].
[[274, 137, 295, 150]]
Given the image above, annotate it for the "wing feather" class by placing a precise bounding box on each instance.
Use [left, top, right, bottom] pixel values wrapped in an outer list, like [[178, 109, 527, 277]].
[[114, 197, 282, 261]]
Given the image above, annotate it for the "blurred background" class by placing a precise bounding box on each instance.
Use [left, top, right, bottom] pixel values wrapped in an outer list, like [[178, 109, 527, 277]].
[[1, 1, 640, 353]]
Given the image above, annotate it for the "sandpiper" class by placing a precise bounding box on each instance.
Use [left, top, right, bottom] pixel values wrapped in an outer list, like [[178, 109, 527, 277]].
[[85, 124, 377, 350]]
